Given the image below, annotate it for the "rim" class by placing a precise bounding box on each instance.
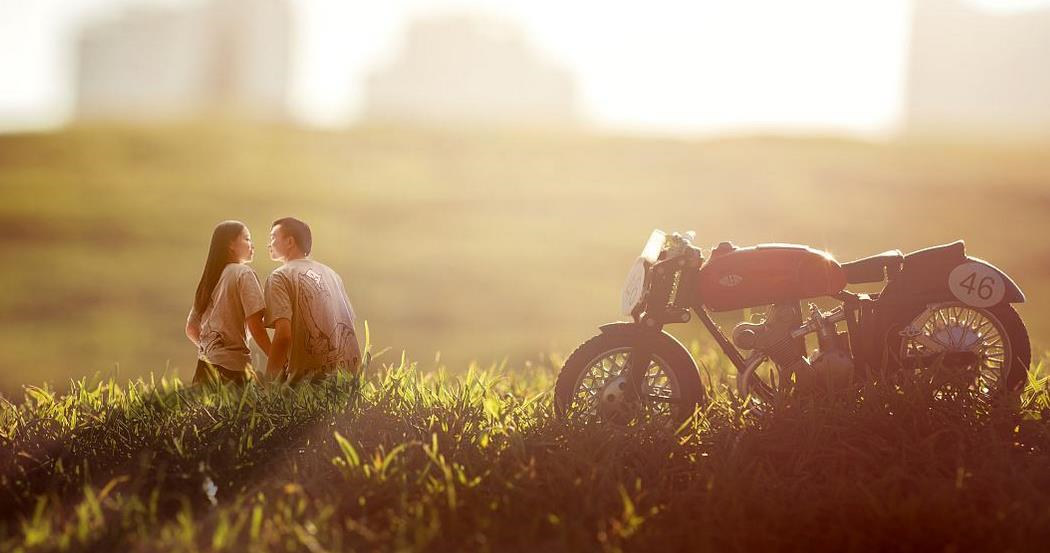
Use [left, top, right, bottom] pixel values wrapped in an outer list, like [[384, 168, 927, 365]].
[[567, 347, 680, 423], [899, 303, 1012, 397]]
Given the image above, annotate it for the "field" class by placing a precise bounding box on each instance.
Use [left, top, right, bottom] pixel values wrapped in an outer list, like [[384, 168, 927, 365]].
[[2, 124, 1050, 550], [2, 353, 1050, 552], [0, 124, 1049, 395]]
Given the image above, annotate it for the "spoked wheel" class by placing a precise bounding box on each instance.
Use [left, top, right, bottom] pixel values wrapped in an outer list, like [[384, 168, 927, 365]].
[[893, 302, 1030, 403], [554, 329, 703, 425]]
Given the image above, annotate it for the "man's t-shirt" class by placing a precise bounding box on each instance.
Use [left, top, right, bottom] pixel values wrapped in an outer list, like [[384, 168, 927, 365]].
[[264, 258, 359, 377], [188, 263, 266, 372]]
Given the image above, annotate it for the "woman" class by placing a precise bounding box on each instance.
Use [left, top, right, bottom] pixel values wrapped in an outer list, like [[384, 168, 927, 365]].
[[186, 221, 270, 385]]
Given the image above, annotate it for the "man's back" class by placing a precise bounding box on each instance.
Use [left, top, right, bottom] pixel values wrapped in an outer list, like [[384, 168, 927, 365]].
[[265, 258, 359, 378]]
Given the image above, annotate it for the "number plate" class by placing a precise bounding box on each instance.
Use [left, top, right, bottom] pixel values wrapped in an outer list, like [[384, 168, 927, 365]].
[[948, 262, 1005, 308]]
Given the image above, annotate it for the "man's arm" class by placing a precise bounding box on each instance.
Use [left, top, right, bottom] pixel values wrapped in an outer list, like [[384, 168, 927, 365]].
[[246, 311, 271, 356], [335, 273, 362, 372], [348, 330, 362, 373], [265, 318, 291, 380]]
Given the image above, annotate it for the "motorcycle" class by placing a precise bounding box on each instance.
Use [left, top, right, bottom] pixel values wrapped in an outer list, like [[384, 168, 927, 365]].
[[554, 230, 1030, 423]]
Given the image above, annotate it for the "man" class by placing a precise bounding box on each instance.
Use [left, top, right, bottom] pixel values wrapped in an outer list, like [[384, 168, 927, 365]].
[[264, 217, 361, 382]]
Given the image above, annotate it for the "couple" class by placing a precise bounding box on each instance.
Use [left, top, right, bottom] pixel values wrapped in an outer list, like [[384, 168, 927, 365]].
[[185, 217, 361, 386]]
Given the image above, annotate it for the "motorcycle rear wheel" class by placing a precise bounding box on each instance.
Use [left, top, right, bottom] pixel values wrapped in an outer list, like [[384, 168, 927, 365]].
[[742, 303, 1031, 409], [554, 331, 704, 425], [889, 302, 1030, 401]]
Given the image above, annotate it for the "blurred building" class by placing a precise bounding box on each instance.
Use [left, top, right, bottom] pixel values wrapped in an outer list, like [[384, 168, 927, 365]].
[[362, 16, 579, 128], [75, 0, 291, 121], [905, 0, 1050, 137]]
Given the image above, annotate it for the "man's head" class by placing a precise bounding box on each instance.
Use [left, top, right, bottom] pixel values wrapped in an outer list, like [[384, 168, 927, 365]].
[[269, 217, 312, 262]]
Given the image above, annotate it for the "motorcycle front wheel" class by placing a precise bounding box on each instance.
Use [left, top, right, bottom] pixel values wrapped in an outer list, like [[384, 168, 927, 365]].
[[554, 330, 704, 425]]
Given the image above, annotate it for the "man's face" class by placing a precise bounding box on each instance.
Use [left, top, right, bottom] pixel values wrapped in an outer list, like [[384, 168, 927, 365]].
[[269, 224, 291, 262]]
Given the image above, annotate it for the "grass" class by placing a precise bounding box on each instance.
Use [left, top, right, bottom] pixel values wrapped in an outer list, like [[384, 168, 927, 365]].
[[2, 350, 1050, 552]]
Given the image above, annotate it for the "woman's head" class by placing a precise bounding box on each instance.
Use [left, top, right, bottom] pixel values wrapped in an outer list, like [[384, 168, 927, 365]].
[[229, 225, 254, 263], [193, 221, 251, 314]]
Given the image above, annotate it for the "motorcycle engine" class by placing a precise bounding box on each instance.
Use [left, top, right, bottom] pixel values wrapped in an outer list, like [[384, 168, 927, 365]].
[[732, 303, 802, 353], [732, 303, 855, 391], [732, 303, 809, 374], [809, 331, 854, 390], [808, 305, 855, 389]]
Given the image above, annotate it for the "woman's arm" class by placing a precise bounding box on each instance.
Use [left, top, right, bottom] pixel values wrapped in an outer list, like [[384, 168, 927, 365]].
[[246, 311, 271, 357]]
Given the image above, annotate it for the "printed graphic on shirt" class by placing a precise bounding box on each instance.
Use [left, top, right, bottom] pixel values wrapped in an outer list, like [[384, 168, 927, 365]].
[[200, 330, 226, 357], [297, 271, 356, 368]]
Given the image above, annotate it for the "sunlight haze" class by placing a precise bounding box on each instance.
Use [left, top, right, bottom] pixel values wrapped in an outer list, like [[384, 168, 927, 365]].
[[1, 0, 914, 135]]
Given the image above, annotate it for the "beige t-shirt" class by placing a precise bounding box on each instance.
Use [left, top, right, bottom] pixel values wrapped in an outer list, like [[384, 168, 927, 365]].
[[264, 258, 359, 377], [188, 263, 266, 372]]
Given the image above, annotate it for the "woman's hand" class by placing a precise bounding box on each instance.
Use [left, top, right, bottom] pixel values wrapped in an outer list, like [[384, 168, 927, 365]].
[[246, 311, 271, 357], [265, 319, 292, 380]]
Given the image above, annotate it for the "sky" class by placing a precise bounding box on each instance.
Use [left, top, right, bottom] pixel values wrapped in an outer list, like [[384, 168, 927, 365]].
[[0, 0, 1041, 136]]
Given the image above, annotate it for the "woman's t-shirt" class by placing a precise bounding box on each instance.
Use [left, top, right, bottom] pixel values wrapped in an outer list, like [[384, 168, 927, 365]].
[[188, 263, 266, 372]]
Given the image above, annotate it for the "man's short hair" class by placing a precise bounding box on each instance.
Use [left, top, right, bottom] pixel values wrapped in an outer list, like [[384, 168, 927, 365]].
[[272, 217, 312, 255]]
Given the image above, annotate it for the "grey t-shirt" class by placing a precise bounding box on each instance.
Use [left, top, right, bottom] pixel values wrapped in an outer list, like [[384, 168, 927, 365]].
[[264, 258, 359, 377], [188, 263, 266, 372]]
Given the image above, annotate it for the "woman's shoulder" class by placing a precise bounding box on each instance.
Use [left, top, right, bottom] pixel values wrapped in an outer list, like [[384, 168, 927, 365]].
[[222, 263, 259, 279]]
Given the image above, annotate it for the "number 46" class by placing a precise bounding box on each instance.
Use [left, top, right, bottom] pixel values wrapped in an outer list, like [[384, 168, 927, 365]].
[[959, 272, 995, 300]]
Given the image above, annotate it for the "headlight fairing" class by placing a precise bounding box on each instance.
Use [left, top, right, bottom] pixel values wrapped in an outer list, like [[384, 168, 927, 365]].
[[640, 230, 666, 264], [621, 258, 649, 315]]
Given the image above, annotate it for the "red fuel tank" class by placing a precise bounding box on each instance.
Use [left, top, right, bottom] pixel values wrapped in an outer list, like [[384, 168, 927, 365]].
[[697, 243, 847, 312]]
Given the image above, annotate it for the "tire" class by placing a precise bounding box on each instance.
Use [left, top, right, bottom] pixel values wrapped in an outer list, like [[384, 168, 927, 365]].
[[886, 302, 1031, 398], [554, 329, 704, 425]]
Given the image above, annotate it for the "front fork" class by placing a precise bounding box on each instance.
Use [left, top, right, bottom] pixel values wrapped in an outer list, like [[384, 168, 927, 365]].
[[621, 309, 692, 403], [623, 338, 653, 401]]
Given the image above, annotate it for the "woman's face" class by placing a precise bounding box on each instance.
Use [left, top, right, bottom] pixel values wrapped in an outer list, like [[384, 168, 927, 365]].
[[229, 227, 254, 263]]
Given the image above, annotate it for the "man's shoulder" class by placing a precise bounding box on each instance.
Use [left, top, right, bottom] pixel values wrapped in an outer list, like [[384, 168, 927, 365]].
[[269, 259, 342, 283], [299, 259, 342, 280], [265, 263, 295, 285], [302, 258, 340, 276], [304, 258, 335, 271]]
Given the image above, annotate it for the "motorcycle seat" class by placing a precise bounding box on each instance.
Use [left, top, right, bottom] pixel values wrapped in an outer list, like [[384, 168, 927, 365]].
[[841, 250, 904, 284]]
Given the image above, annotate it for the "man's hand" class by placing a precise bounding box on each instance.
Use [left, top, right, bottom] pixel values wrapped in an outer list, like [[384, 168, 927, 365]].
[[265, 318, 292, 381], [348, 334, 363, 374]]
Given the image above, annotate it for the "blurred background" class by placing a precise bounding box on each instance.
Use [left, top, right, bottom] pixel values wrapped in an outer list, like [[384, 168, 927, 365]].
[[0, 0, 1048, 395]]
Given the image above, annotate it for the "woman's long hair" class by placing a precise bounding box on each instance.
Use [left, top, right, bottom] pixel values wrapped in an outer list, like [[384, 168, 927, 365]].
[[193, 221, 247, 315]]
